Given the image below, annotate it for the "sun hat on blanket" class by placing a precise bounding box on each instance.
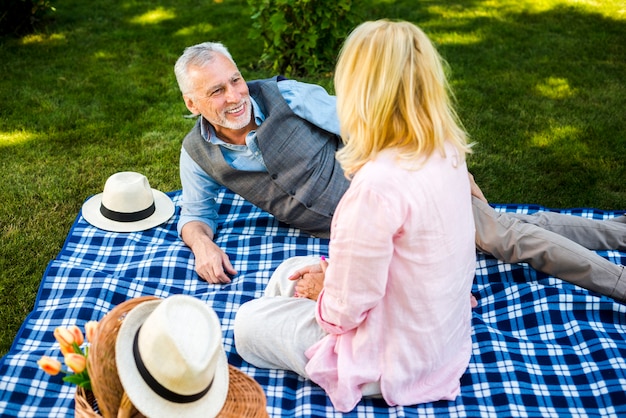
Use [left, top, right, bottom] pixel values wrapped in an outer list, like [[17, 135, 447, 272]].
[[114, 294, 267, 418], [81, 171, 174, 232]]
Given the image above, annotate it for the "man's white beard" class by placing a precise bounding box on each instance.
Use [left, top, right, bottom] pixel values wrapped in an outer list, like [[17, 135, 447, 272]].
[[219, 99, 252, 130]]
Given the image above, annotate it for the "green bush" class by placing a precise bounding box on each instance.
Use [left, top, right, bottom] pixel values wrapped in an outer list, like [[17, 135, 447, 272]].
[[0, 0, 55, 37], [248, 0, 357, 76]]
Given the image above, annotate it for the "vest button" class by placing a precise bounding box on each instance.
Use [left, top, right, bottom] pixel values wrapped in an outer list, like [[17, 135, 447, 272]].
[[271, 174, 278, 180]]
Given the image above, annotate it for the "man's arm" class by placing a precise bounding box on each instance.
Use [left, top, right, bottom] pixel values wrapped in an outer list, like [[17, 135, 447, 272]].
[[468, 172, 488, 203], [179, 148, 237, 283], [277, 79, 340, 136]]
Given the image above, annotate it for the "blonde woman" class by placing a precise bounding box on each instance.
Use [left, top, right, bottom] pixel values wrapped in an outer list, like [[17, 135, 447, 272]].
[[235, 20, 476, 412]]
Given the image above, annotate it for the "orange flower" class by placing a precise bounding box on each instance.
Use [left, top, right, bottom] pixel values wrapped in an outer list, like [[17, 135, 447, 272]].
[[59, 343, 74, 356], [68, 325, 84, 346], [38, 356, 62, 376], [54, 325, 84, 352], [53, 327, 74, 350], [85, 321, 98, 343], [64, 353, 87, 374]]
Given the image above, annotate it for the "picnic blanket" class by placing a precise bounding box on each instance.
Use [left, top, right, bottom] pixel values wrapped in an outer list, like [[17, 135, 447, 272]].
[[1, 187, 626, 417]]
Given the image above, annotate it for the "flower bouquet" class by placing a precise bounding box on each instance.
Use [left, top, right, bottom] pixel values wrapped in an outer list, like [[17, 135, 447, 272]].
[[38, 321, 98, 389], [37, 321, 100, 416], [37, 297, 158, 418]]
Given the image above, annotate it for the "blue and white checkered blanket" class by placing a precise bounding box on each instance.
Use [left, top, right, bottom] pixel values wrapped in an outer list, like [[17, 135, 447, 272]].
[[1, 188, 626, 417]]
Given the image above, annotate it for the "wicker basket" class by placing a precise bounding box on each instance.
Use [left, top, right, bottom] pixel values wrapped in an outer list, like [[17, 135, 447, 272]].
[[84, 296, 158, 418], [220, 366, 269, 418], [74, 386, 101, 418], [77, 295, 268, 418], [75, 371, 269, 418]]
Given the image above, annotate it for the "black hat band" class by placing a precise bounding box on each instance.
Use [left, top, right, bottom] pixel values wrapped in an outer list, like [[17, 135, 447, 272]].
[[100, 202, 155, 222]]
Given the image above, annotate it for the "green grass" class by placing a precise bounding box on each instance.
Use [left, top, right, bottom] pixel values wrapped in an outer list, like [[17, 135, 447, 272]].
[[0, 0, 624, 356]]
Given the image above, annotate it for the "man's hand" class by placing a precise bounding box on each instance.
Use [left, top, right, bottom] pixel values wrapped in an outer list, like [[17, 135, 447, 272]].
[[468, 172, 488, 204], [181, 221, 237, 284], [288, 257, 328, 301], [192, 240, 237, 284]]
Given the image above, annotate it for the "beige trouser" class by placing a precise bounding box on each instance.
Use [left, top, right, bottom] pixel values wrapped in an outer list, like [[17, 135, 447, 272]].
[[472, 197, 626, 302], [234, 256, 382, 396]]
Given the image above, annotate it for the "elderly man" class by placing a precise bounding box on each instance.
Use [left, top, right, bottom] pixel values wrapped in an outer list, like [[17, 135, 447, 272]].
[[174, 41, 626, 302]]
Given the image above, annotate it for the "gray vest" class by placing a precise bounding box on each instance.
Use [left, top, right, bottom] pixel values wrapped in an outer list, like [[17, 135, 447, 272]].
[[182, 77, 349, 238]]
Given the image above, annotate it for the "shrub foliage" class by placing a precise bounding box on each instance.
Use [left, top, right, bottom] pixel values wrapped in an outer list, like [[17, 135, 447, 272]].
[[0, 0, 55, 37], [247, 0, 357, 76]]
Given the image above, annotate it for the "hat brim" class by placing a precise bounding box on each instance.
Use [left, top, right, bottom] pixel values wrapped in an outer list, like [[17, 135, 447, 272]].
[[81, 189, 175, 233], [115, 300, 230, 418]]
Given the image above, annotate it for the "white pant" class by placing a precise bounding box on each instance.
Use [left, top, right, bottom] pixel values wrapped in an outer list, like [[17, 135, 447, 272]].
[[234, 256, 326, 378], [234, 256, 382, 396]]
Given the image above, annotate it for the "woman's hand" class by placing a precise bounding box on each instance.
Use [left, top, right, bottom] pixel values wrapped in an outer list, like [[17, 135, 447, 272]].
[[288, 257, 328, 301]]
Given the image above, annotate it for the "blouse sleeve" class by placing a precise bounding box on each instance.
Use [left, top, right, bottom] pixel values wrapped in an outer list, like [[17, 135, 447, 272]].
[[315, 180, 404, 334]]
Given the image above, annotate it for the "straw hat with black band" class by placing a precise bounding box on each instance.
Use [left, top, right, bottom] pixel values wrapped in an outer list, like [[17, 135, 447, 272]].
[[81, 171, 175, 233], [88, 295, 267, 418]]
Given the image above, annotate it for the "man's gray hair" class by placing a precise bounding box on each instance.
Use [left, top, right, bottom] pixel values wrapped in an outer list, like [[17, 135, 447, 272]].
[[174, 42, 236, 95]]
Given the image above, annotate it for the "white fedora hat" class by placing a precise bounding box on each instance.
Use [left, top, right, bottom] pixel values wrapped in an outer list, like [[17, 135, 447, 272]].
[[81, 171, 175, 232], [115, 295, 230, 418]]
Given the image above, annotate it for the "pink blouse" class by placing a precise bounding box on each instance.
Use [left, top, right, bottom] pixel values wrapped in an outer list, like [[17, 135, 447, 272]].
[[305, 145, 476, 412]]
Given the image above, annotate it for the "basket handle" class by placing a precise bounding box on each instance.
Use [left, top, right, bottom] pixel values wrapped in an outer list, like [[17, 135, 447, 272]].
[[116, 392, 135, 418]]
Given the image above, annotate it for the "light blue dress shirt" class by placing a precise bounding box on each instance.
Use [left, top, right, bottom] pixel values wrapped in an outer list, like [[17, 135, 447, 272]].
[[178, 79, 340, 235]]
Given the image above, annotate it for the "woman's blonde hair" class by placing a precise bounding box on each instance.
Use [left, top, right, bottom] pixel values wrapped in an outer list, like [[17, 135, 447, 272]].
[[334, 19, 472, 177]]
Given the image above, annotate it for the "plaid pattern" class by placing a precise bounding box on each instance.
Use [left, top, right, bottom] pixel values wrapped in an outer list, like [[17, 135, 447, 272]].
[[1, 189, 625, 417]]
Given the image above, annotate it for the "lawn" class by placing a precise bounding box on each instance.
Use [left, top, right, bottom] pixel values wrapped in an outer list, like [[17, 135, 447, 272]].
[[0, 0, 624, 356]]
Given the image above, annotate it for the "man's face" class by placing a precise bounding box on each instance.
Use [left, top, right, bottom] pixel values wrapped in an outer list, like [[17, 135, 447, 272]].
[[184, 53, 252, 134]]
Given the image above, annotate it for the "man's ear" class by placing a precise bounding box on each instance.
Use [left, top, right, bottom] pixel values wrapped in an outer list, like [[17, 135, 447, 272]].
[[183, 95, 199, 115]]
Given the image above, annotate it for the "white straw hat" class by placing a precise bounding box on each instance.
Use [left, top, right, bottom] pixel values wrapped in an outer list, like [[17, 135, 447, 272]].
[[115, 295, 229, 418], [81, 171, 175, 232]]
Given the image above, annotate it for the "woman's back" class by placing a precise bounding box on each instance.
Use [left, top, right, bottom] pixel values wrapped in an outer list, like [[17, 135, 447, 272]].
[[307, 143, 476, 411]]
